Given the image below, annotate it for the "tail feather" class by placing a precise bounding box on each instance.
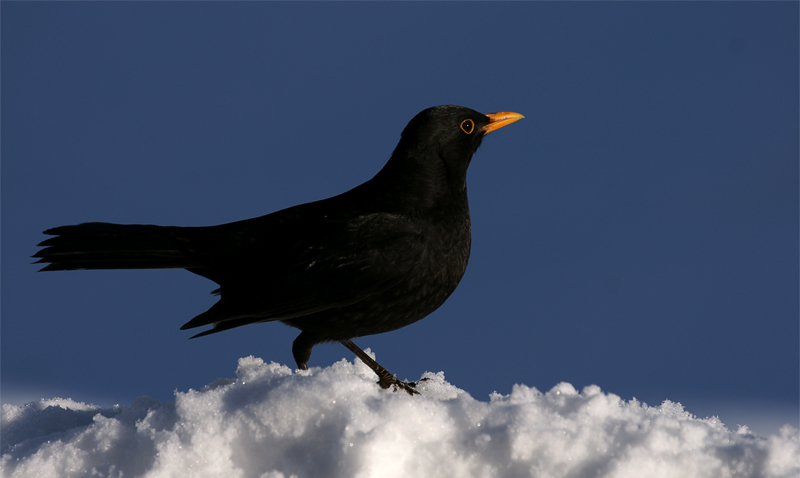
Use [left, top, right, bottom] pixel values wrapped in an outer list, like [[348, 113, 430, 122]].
[[34, 222, 206, 271]]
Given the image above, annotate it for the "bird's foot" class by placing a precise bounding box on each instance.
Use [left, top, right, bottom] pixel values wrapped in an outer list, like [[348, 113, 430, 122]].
[[375, 371, 427, 396], [381, 375, 431, 395], [341, 339, 424, 396]]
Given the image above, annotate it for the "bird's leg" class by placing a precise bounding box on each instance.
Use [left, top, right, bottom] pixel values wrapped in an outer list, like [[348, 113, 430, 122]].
[[340, 339, 420, 395], [292, 331, 319, 370]]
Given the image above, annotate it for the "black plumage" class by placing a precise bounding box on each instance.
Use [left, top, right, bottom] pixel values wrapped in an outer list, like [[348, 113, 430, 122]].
[[34, 105, 523, 393]]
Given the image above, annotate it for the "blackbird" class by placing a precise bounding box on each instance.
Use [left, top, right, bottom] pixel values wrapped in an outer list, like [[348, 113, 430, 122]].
[[34, 105, 523, 394]]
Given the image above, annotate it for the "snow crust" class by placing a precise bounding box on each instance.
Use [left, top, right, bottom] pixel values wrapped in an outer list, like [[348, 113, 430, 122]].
[[2, 355, 798, 478]]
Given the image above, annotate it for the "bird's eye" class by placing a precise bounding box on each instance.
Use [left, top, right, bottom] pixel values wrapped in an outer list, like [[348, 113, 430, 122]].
[[460, 119, 474, 135]]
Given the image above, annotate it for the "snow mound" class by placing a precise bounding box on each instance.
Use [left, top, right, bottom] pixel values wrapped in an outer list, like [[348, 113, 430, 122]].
[[2, 355, 798, 478]]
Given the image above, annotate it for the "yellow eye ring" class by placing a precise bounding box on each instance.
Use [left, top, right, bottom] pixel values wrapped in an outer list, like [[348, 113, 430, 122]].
[[460, 119, 474, 134]]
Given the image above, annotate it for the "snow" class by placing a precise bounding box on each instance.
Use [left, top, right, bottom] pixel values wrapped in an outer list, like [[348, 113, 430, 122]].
[[2, 354, 798, 478]]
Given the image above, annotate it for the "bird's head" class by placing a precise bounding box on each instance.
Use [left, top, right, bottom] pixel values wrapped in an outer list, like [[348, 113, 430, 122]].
[[378, 105, 524, 204], [398, 105, 523, 164]]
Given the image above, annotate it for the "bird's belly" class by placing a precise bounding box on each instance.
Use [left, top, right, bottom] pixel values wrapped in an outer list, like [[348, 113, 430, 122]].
[[283, 255, 467, 340]]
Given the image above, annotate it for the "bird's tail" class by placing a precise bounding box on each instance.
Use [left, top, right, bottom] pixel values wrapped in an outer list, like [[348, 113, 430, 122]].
[[34, 222, 206, 271]]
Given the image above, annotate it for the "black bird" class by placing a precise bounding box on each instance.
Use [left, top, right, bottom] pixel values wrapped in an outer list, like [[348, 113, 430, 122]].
[[34, 105, 523, 394]]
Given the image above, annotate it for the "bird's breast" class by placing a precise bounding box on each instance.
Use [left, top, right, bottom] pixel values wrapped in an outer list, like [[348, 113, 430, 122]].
[[282, 210, 472, 339], [366, 213, 472, 333]]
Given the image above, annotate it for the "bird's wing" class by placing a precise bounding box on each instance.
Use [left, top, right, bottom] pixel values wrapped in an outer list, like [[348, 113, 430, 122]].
[[181, 211, 426, 332]]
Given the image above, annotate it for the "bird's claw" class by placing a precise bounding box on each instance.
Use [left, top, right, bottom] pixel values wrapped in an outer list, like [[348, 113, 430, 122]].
[[377, 374, 428, 396]]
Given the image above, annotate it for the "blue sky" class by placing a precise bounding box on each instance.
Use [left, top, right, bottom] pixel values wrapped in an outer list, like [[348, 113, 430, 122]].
[[3, 3, 797, 429]]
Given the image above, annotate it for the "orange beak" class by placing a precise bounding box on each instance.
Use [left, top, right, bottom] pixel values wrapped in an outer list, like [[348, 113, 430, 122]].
[[482, 112, 525, 134]]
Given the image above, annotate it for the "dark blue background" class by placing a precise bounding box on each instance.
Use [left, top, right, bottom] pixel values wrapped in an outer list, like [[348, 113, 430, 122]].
[[3, 3, 797, 433]]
